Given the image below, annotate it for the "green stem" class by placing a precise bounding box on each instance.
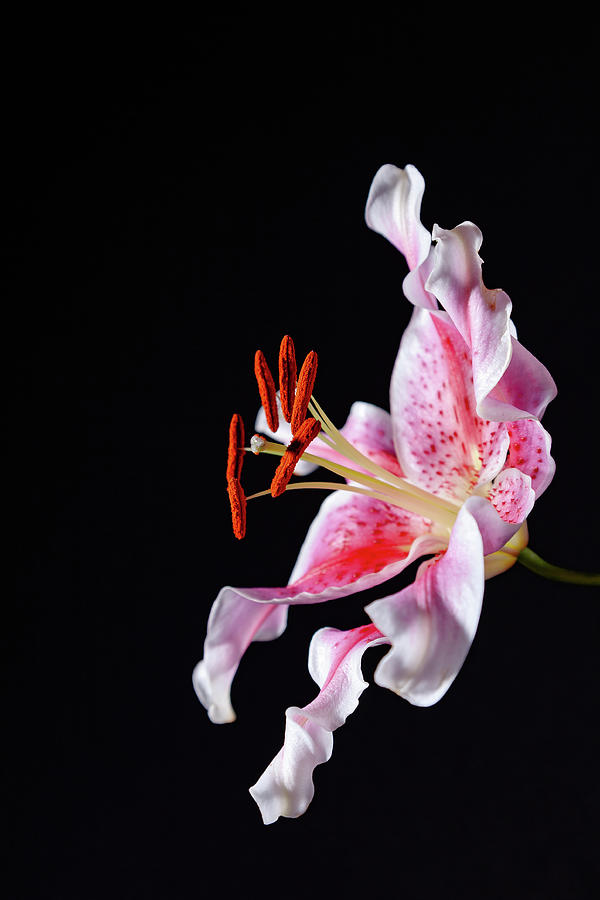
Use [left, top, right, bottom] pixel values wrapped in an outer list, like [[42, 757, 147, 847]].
[[517, 548, 600, 586]]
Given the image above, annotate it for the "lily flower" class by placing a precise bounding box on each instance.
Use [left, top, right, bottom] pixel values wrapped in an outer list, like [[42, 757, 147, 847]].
[[194, 165, 559, 823]]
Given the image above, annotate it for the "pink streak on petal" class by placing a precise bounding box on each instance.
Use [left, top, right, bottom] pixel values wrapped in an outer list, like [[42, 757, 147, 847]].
[[366, 500, 485, 707], [193, 589, 288, 723], [390, 307, 512, 502], [287, 490, 438, 597], [365, 164, 432, 272], [249, 623, 387, 823]]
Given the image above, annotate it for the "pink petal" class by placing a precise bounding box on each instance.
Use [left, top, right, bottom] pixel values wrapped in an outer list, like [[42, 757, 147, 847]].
[[426, 223, 514, 417], [482, 335, 558, 422], [488, 467, 535, 524], [193, 589, 288, 723], [287, 490, 441, 597], [505, 419, 555, 498], [463, 495, 523, 556], [249, 623, 386, 823], [390, 307, 513, 503], [194, 492, 441, 723], [402, 246, 438, 310], [365, 499, 485, 706], [365, 164, 432, 272]]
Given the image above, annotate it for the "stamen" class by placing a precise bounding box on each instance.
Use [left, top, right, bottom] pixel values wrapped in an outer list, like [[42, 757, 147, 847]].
[[227, 477, 247, 539], [254, 349, 279, 433], [278, 334, 297, 423], [251, 433, 266, 455], [291, 350, 318, 434], [226, 413, 245, 481], [271, 417, 321, 497]]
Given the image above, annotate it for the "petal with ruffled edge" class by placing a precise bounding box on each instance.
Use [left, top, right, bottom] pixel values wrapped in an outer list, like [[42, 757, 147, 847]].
[[483, 335, 558, 423], [365, 163, 432, 272], [426, 223, 557, 422], [249, 623, 387, 823], [425, 223, 516, 419], [390, 307, 513, 505], [195, 490, 443, 723], [193, 592, 288, 723], [505, 418, 555, 498], [366, 497, 488, 707], [488, 467, 535, 524], [365, 164, 436, 311]]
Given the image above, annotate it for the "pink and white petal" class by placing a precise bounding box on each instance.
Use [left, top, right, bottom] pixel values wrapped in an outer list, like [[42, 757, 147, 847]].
[[481, 336, 558, 422], [475, 422, 511, 486], [390, 307, 489, 503], [506, 419, 555, 497], [365, 164, 433, 273], [249, 623, 387, 823], [488, 467, 535, 525], [193, 589, 289, 723], [366, 500, 485, 707], [287, 489, 443, 598], [426, 223, 513, 416], [402, 245, 438, 309], [463, 494, 523, 556]]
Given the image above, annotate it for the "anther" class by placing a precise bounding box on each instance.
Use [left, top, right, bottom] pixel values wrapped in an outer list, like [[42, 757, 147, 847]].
[[290, 350, 318, 434], [227, 477, 247, 539], [271, 417, 321, 498], [278, 334, 297, 423], [254, 349, 279, 433], [226, 413, 245, 481]]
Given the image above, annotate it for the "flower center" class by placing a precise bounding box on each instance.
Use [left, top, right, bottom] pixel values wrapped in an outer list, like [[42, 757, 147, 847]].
[[225, 335, 461, 540]]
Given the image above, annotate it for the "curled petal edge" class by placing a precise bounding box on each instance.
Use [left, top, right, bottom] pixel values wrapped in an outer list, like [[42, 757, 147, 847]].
[[249, 623, 387, 824]]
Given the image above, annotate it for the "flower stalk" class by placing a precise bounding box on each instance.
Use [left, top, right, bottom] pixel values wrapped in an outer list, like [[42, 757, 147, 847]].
[[517, 548, 600, 586]]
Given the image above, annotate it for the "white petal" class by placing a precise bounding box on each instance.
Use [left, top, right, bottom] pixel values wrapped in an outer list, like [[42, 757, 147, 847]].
[[249, 624, 386, 823], [366, 500, 485, 706]]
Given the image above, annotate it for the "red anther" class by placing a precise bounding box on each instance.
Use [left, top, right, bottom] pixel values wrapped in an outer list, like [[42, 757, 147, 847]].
[[254, 349, 279, 433], [290, 350, 318, 434], [227, 477, 247, 539], [226, 413, 245, 481], [271, 417, 321, 498], [278, 334, 297, 423]]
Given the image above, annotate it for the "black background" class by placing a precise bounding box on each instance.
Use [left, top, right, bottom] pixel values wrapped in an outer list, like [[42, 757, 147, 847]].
[[10, 13, 599, 900]]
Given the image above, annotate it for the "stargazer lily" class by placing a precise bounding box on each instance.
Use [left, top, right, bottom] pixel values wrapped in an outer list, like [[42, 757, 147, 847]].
[[193, 165, 597, 825]]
